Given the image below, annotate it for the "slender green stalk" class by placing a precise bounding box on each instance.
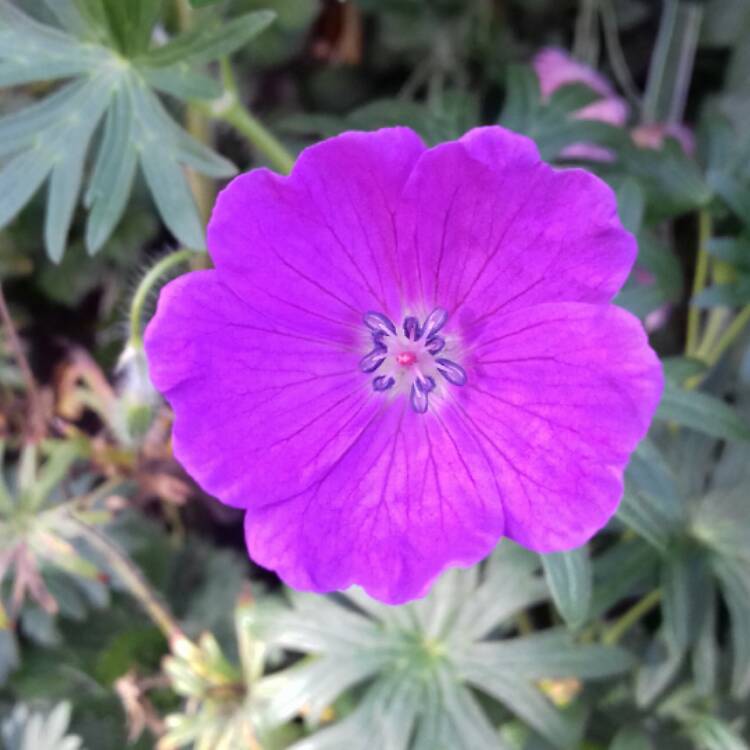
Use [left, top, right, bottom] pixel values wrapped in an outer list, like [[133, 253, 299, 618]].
[[600, 0, 641, 108], [218, 102, 295, 175], [686, 210, 712, 356], [573, 0, 600, 66], [704, 305, 750, 369], [129, 249, 195, 349], [203, 60, 294, 175], [602, 589, 661, 645], [642, 0, 679, 124], [71, 515, 183, 640]]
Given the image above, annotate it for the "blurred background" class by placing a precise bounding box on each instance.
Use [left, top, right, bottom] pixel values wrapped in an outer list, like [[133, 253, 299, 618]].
[[1, 0, 750, 748]]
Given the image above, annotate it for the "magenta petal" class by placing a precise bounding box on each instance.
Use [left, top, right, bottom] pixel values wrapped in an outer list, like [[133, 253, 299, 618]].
[[208, 127, 426, 333], [145, 125, 662, 604], [244, 395, 505, 604], [144, 270, 380, 508], [462, 302, 663, 551], [396, 127, 637, 320]]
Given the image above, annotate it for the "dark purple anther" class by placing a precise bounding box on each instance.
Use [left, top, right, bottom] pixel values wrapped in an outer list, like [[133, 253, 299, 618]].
[[362, 308, 467, 414], [436, 358, 467, 386], [373, 375, 396, 391], [415, 375, 436, 394], [364, 311, 396, 337], [403, 316, 421, 341], [410, 383, 429, 414], [360, 344, 387, 373], [425, 336, 445, 355], [422, 308, 448, 339]]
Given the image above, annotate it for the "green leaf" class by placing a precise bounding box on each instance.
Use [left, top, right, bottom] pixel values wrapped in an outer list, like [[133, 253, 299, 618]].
[[131, 83, 204, 249], [712, 557, 750, 698], [656, 381, 750, 440], [661, 550, 710, 654], [142, 10, 276, 67], [0, 149, 54, 228], [708, 235, 750, 268], [616, 178, 646, 234], [541, 547, 592, 630], [84, 84, 138, 254], [619, 439, 685, 549], [0, 628, 19, 686], [590, 540, 660, 618], [462, 668, 577, 749], [694, 280, 750, 308], [138, 63, 222, 100], [692, 576, 718, 696], [634, 634, 683, 707], [610, 728, 654, 750], [684, 715, 750, 750], [464, 631, 634, 681], [44, 88, 111, 262], [661, 356, 707, 385]]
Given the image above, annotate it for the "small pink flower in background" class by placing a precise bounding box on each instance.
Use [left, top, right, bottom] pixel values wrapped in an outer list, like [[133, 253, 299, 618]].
[[631, 122, 695, 156], [533, 47, 629, 162], [145, 126, 663, 604]]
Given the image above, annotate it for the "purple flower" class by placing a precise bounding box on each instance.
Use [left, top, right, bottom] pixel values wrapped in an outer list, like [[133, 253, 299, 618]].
[[533, 48, 629, 162], [145, 126, 663, 604]]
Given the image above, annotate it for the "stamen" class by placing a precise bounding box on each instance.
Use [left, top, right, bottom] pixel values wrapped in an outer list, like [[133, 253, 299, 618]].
[[361, 308, 467, 414], [373, 375, 396, 391], [422, 308, 448, 339], [359, 344, 387, 373], [403, 316, 421, 341], [425, 336, 445, 355], [410, 383, 429, 413], [415, 375, 436, 393], [436, 358, 467, 386], [364, 311, 396, 336]]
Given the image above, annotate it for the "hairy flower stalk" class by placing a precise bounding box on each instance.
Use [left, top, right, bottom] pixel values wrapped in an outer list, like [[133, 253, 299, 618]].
[[145, 126, 662, 604]]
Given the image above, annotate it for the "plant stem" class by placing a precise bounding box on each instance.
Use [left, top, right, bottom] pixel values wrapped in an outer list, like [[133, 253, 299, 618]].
[[219, 102, 295, 175], [600, 0, 641, 108], [603, 589, 661, 645], [71, 515, 183, 640], [686, 210, 712, 357], [128, 249, 195, 350], [704, 305, 750, 369], [203, 60, 295, 175], [0, 282, 45, 440], [573, 0, 600, 66]]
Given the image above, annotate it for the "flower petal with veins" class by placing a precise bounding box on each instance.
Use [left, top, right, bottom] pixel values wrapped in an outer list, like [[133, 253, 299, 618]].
[[145, 125, 663, 604]]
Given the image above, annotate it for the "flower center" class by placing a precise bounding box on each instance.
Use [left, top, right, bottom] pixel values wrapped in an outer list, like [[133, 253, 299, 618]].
[[359, 308, 467, 414]]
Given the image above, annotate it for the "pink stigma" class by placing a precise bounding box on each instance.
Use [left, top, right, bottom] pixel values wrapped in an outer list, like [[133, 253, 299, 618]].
[[396, 351, 417, 367]]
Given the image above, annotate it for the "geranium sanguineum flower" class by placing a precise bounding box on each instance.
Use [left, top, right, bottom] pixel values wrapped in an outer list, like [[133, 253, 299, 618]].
[[144, 126, 663, 604]]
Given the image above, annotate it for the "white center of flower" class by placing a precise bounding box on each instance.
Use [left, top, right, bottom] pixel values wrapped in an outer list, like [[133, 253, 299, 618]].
[[359, 308, 467, 414]]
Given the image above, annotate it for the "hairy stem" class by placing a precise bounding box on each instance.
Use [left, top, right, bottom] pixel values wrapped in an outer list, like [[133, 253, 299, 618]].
[[72, 515, 183, 640], [129, 249, 196, 349], [686, 210, 712, 356], [0, 282, 45, 440], [602, 589, 662, 645]]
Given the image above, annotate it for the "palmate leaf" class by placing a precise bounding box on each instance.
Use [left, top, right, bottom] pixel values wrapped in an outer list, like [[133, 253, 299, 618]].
[[255, 546, 632, 750], [0, 0, 275, 260]]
